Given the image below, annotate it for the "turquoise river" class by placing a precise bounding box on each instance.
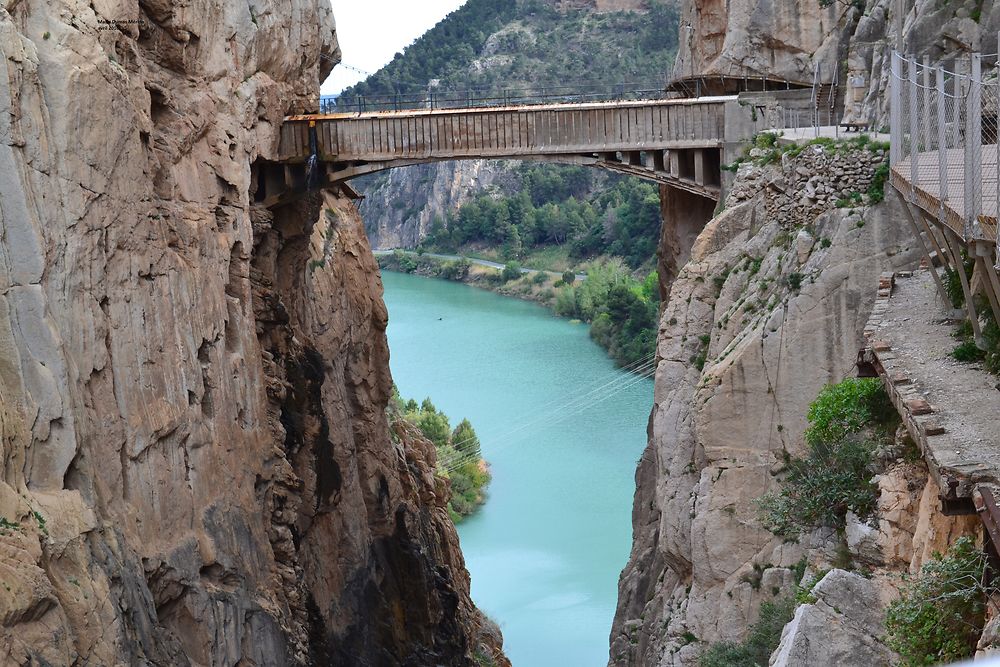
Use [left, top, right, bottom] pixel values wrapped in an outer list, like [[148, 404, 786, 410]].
[[381, 270, 654, 666]]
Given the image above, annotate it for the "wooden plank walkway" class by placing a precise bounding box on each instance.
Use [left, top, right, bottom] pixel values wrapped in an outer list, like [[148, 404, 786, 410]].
[[891, 148, 1000, 242]]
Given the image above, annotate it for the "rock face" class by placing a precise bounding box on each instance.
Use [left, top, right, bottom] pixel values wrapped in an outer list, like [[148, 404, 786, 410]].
[[674, 0, 1000, 124], [672, 0, 850, 83], [0, 2, 501, 665], [361, 160, 518, 249], [609, 147, 922, 666], [770, 570, 894, 667]]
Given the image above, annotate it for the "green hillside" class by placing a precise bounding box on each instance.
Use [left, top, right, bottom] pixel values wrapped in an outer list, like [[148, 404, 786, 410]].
[[341, 0, 678, 98]]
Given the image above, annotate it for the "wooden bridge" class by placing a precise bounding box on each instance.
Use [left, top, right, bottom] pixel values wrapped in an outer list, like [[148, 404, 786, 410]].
[[255, 96, 757, 209]]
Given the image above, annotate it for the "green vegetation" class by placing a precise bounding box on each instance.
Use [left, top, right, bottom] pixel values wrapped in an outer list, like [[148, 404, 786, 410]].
[[390, 390, 491, 522], [33, 510, 46, 536], [423, 165, 663, 269], [500, 261, 522, 282], [952, 339, 985, 362], [885, 536, 994, 666], [341, 0, 678, 98], [756, 378, 898, 536], [950, 300, 1000, 373], [553, 260, 659, 366], [699, 598, 796, 667], [474, 648, 501, 667], [944, 252, 975, 308]]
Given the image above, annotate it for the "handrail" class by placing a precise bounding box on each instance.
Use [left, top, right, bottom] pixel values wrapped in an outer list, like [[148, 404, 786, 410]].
[[890, 49, 1000, 253], [323, 81, 673, 114]]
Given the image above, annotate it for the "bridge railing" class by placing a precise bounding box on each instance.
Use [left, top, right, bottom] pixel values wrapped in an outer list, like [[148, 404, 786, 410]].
[[322, 81, 673, 114], [890, 50, 1000, 248]]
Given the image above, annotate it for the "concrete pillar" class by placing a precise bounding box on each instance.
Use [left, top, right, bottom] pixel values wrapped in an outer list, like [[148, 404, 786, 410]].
[[694, 149, 706, 186], [657, 185, 718, 301], [669, 151, 680, 178]]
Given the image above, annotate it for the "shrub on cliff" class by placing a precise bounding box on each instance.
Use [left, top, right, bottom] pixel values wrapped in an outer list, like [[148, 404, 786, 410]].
[[885, 536, 994, 666], [756, 378, 898, 536]]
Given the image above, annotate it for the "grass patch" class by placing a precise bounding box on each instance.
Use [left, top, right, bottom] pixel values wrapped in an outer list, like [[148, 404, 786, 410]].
[[952, 340, 985, 363]]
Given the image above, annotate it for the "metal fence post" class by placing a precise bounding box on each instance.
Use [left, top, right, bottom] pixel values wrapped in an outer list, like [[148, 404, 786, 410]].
[[891, 52, 902, 166], [936, 67, 949, 208], [922, 55, 931, 154], [908, 56, 920, 199], [967, 54, 982, 238]]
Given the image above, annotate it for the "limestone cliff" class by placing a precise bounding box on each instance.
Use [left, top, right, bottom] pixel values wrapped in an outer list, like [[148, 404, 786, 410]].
[[673, 0, 849, 83], [610, 145, 923, 665], [0, 1, 502, 665], [674, 0, 1000, 124]]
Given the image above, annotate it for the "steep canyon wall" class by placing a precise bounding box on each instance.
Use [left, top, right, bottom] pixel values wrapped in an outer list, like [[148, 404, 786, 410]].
[[612, 2, 1000, 665], [612, 144, 923, 665], [0, 1, 500, 665]]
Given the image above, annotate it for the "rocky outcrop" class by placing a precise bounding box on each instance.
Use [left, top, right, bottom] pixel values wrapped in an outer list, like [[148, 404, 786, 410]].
[[0, 1, 501, 665], [672, 0, 851, 83], [674, 0, 1000, 124], [555, 0, 649, 11], [610, 147, 922, 666], [770, 570, 894, 667]]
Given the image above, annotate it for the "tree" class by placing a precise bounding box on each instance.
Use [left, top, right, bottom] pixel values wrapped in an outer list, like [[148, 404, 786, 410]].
[[415, 409, 451, 448], [562, 270, 576, 285], [502, 225, 523, 259], [451, 419, 481, 456]]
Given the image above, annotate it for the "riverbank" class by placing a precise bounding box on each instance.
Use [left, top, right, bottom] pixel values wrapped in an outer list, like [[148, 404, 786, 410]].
[[375, 249, 572, 308], [376, 250, 659, 367]]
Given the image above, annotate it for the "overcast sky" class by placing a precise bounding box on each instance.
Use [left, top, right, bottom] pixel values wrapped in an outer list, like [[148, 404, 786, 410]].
[[322, 0, 470, 96]]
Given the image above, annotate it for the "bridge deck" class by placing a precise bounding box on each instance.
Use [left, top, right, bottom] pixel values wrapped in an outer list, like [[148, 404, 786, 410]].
[[279, 96, 735, 165], [891, 150, 1000, 242]]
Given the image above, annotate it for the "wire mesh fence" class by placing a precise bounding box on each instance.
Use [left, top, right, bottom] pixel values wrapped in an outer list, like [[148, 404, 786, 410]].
[[890, 50, 1000, 249]]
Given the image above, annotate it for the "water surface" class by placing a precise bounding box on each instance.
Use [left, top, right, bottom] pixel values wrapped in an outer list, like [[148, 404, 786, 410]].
[[381, 270, 652, 666]]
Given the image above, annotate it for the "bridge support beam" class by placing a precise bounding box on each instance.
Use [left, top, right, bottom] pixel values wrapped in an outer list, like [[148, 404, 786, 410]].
[[941, 224, 985, 347], [657, 184, 717, 301], [973, 241, 1000, 332], [895, 189, 950, 307]]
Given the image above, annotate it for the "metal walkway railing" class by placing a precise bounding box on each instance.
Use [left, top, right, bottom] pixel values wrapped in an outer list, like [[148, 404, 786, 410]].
[[889, 49, 1000, 349], [889, 51, 1000, 247], [323, 81, 673, 114]]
